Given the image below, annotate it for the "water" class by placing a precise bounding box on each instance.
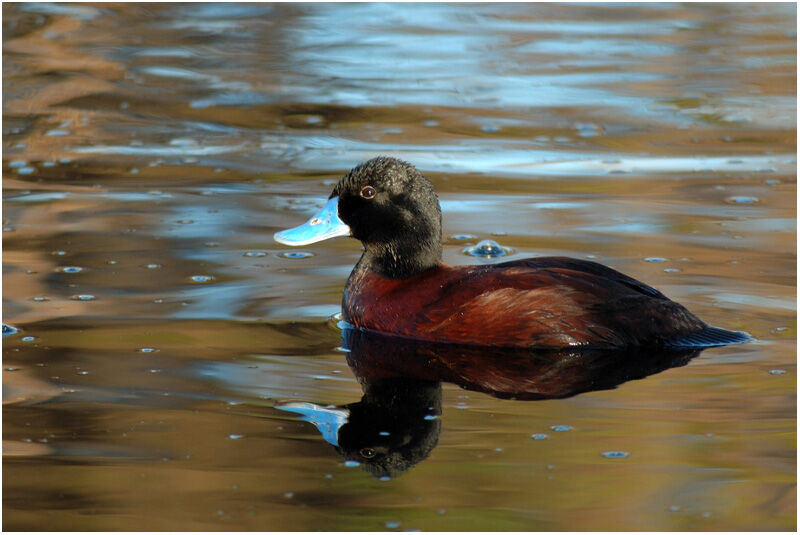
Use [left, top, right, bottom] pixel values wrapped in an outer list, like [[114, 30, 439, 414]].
[[3, 2, 796, 531]]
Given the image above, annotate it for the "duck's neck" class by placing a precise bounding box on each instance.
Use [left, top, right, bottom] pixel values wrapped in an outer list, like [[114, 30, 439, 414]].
[[357, 238, 442, 280]]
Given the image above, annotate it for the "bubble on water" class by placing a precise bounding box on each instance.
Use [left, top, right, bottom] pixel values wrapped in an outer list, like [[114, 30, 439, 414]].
[[32, 296, 49, 302], [146, 263, 162, 269], [423, 120, 439, 127], [3, 227, 14, 232], [228, 434, 244, 440], [343, 460, 360, 468], [243, 251, 266, 257], [725, 196, 759, 205], [42, 161, 56, 168], [57, 266, 83, 273], [480, 124, 500, 133], [21, 336, 35, 342], [602, 451, 629, 458], [46, 129, 70, 137], [385, 521, 400, 529], [769, 369, 786, 375], [663, 268, 681, 273], [8, 160, 27, 168], [16, 167, 36, 175], [280, 251, 314, 259], [462, 239, 512, 258], [765, 179, 780, 186], [70, 294, 96, 301], [107, 260, 118, 265], [204, 242, 220, 247], [551, 425, 572, 432], [139, 347, 159, 353], [76, 370, 89, 375], [531, 433, 548, 440], [669, 505, 681, 512], [283, 492, 294, 499], [456, 402, 469, 410], [190, 275, 214, 283], [644, 257, 667, 263], [450, 234, 477, 241], [129, 168, 139, 174], [148, 369, 161, 374]]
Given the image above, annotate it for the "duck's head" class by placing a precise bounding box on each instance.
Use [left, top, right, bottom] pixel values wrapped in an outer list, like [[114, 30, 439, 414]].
[[274, 157, 443, 278]]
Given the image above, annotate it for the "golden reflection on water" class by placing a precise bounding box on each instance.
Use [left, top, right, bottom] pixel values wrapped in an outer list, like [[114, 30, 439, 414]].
[[3, 2, 796, 531]]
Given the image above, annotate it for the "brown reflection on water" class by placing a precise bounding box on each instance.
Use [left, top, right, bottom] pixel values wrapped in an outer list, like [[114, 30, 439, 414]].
[[3, 2, 796, 531]]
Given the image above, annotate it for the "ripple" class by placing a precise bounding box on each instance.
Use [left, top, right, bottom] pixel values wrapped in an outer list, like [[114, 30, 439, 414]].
[[725, 196, 759, 204], [57, 266, 83, 273], [462, 239, 512, 258], [280, 251, 314, 259]]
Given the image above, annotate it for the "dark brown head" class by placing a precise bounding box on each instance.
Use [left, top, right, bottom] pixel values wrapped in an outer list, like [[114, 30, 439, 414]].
[[275, 157, 443, 278]]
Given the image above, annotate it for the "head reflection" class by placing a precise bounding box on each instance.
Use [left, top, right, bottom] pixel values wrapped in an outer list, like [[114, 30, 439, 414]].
[[277, 326, 703, 478]]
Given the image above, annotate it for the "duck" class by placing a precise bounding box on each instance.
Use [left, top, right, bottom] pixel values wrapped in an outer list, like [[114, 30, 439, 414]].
[[274, 156, 751, 349]]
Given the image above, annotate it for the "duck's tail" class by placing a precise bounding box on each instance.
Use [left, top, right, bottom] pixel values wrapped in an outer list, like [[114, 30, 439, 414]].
[[666, 326, 754, 348]]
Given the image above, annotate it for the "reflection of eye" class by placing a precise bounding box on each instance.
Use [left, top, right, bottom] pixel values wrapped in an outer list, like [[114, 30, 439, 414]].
[[360, 186, 376, 199], [359, 447, 377, 459]]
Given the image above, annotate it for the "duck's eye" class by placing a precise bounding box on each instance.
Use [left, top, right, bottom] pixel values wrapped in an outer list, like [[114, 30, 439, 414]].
[[360, 186, 376, 199], [359, 447, 377, 459]]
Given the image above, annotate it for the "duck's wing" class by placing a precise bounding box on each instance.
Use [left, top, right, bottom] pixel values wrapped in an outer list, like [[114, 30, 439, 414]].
[[496, 256, 668, 299], [414, 259, 705, 348]]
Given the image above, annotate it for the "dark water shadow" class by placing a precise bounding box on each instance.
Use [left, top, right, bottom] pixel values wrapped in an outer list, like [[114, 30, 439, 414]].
[[277, 326, 704, 478]]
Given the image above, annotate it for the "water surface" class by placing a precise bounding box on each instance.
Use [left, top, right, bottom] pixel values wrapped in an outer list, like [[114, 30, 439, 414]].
[[3, 2, 796, 531]]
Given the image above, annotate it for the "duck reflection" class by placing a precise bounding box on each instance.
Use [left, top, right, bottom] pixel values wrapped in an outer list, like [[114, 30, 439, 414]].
[[276, 326, 703, 478]]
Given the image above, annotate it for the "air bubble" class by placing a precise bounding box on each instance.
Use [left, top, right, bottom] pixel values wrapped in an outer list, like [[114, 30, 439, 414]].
[[462, 239, 512, 258]]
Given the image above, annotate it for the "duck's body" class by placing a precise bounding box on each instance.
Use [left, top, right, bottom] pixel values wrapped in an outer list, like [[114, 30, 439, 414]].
[[344, 256, 731, 348], [275, 157, 751, 350]]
